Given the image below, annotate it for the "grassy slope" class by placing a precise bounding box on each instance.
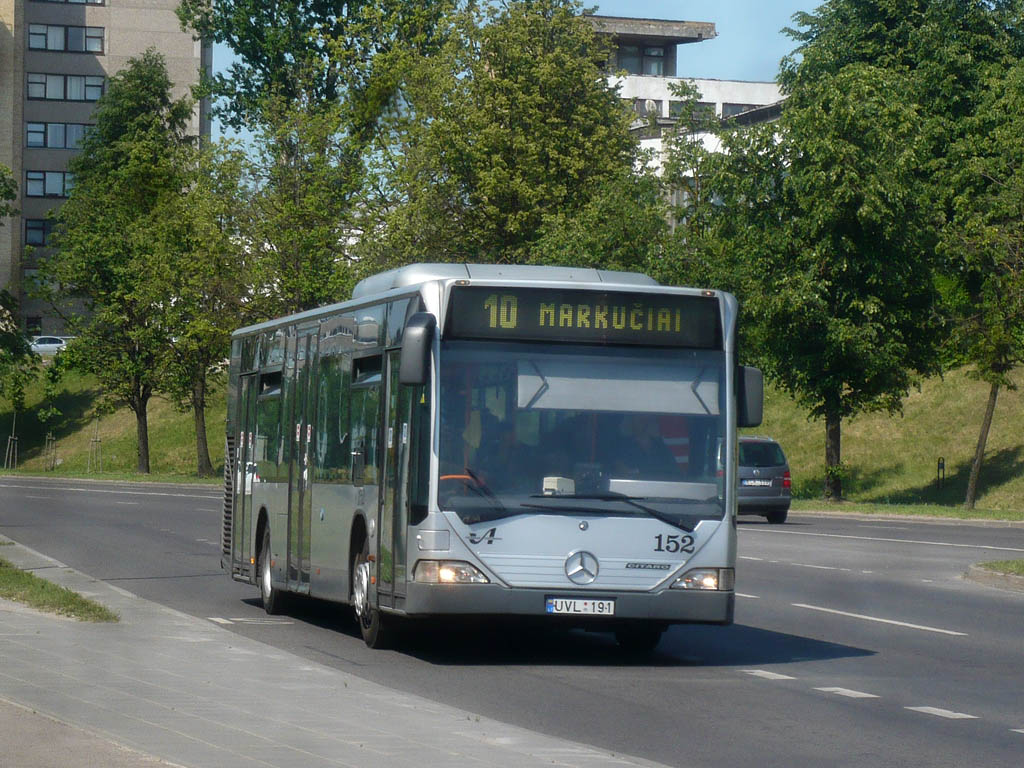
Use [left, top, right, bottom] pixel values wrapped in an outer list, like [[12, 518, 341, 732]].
[[752, 367, 1024, 512], [0, 367, 225, 481], [2, 364, 1023, 513]]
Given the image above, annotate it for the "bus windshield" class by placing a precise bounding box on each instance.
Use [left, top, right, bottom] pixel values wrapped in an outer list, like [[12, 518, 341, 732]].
[[438, 341, 726, 529]]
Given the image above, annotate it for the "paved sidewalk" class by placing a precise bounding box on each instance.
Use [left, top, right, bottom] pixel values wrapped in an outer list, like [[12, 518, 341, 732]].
[[0, 535, 666, 768]]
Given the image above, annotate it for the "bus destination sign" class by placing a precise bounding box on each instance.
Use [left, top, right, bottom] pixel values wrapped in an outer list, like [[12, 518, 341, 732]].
[[446, 286, 722, 348]]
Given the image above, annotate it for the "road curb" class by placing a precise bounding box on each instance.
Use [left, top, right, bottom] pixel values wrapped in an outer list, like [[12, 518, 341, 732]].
[[965, 564, 1024, 593]]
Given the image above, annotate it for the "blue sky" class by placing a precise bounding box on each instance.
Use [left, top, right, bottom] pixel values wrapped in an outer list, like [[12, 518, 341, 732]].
[[212, 1, 814, 139], [593, 1, 813, 82]]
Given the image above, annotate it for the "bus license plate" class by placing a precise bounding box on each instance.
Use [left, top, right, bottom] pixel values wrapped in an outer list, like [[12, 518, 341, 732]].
[[546, 597, 615, 616]]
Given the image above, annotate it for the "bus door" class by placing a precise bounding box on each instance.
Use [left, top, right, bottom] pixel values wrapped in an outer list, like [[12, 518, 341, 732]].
[[232, 373, 258, 577], [377, 350, 414, 607], [286, 326, 319, 593]]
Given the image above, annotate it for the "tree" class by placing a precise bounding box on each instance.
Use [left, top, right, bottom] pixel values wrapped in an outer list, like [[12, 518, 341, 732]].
[[41, 50, 194, 474], [702, 65, 940, 500], [146, 141, 253, 476], [243, 82, 364, 316], [941, 62, 1024, 508], [360, 0, 654, 267], [177, 0, 453, 133]]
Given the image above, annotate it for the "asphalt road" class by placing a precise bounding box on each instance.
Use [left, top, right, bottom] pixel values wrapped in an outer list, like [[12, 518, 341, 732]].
[[2, 476, 1023, 768]]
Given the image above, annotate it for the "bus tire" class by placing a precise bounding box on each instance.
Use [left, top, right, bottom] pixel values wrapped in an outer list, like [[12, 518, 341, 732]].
[[615, 622, 665, 654], [259, 527, 286, 615], [353, 540, 390, 649]]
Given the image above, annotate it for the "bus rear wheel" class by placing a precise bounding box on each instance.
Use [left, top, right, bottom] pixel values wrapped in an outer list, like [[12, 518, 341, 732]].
[[353, 542, 391, 649], [259, 527, 286, 615]]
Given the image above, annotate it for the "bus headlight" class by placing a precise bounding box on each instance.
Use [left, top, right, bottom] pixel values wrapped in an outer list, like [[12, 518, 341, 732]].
[[672, 568, 734, 591], [413, 560, 490, 584]]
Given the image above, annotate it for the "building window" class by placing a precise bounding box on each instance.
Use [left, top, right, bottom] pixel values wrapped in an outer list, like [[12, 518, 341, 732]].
[[722, 103, 758, 118], [27, 123, 46, 147], [26, 170, 73, 198], [618, 45, 641, 74], [643, 47, 665, 76], [25, 219, 53, 247], [27, 73, 105, 101], [633, 98, 662, 118], [25, 122, 90, 149], [27, 25, 104, 54]]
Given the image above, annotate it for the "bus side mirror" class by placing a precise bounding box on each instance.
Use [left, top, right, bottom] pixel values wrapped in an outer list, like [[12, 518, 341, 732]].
[[738, 366, 763, 428], [399, 312, 436, 386]]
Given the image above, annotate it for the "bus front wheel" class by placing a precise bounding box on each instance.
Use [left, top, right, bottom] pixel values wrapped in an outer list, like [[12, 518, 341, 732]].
[[259, 527, 286, 615], [353, 541, 390, 649]]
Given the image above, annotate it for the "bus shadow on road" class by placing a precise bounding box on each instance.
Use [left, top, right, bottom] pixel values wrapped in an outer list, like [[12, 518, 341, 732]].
[[247, 597, 873, 667]]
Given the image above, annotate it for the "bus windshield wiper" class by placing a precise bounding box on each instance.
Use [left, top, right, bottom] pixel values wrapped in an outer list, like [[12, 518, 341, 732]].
[[523, 492, 700, 532]]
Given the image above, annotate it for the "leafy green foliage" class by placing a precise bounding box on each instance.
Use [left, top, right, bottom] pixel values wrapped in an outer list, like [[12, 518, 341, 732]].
[[177, 0, 454, 134], [360, 0, 657, 267], [40, 50, 195, 473]]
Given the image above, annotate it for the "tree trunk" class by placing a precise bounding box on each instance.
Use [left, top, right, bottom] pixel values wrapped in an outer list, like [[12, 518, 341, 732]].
[[192, 374, 214, 478], [824, 409, 842, 501], [965, 381, 999, 510], [135, 399, 150, 474]]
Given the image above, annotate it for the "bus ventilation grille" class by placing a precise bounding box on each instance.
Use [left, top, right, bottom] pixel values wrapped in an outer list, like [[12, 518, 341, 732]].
[[222, 435, 236, 557]]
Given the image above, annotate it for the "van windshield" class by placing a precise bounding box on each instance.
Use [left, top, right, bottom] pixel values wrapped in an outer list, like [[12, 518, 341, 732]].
[[437, 341, 727, 528]]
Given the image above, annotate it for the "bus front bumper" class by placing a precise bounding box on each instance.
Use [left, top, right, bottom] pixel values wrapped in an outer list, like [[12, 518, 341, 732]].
[[402, 583, 734, 625]]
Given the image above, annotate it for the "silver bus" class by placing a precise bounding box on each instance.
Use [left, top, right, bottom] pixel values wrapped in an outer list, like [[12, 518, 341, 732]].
[[222, 264, 762, 651]]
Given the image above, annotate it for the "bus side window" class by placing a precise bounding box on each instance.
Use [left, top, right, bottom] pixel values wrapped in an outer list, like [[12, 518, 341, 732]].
[[315, 352, 352, 483], [351, 357, 382, 487]]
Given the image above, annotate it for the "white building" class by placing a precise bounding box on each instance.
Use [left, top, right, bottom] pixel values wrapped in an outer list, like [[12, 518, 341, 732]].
[[586, 15, 783, 166]]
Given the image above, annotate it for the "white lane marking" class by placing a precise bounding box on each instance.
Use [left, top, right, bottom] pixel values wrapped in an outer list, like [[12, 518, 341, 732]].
[[792, 603, 968, 636], [743, 528, 1024, 554], [791, 563, 853, 572], [742, 670, 795, 680], [739, 556, 764, 561], [0, 483, 219, 500], [208, 617, 294, 626], [736, 593, 760, 599], [1011, 728, 1024, 735], [906, 706, 977, 720], [208, 617, 233, 625], [114, 501, 139, 506], [815, 687, 879, 699]]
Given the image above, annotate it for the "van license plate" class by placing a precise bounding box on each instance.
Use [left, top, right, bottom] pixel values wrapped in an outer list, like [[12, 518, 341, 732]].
[[546, 597, 615, 615], [742, 479, 773, 487]]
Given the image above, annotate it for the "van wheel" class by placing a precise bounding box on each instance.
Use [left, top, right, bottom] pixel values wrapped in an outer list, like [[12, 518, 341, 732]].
[[259, 527, 286, 614], [353, 541, 391, 649], [766, 509, 788, 525]]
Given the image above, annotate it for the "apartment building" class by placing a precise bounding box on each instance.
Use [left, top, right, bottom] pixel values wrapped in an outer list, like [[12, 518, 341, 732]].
[[0, 0, 209, 334], [586, 15, 783, 164]]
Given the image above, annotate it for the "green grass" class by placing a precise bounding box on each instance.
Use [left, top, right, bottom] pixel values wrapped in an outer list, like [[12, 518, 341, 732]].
[[0, 556, 119, 622], [747, 366, 1024, 518], [978, 560, 1024, 577], [0, 367, 224, 482]]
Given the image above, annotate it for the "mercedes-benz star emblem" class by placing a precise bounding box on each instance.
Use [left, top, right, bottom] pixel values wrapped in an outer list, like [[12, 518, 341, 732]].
[[565, 551, 599, 585]]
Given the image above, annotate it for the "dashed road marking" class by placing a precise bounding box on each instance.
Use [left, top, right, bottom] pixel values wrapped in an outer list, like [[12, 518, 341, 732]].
[[792, 603, 968, 636], [1011, 728, 1024, 735], [742, 670, 795, 680], [792, 563, 852, 572], [906, 706, 977, 720], [815, 687, 879, 699], [736, 593, 760, 599]]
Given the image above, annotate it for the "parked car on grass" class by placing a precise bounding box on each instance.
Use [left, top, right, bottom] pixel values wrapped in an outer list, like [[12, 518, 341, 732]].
[[738, 436, 791, 524]]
